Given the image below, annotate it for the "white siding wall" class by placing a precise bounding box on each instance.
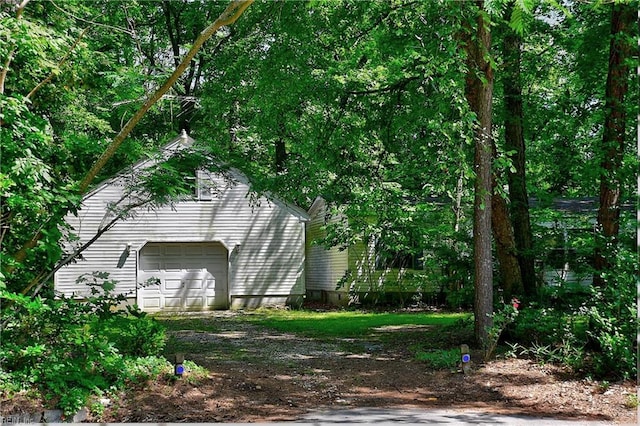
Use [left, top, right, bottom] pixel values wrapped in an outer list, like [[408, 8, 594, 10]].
[[55, 174, 306, 304], [305, 198, 349, 292]]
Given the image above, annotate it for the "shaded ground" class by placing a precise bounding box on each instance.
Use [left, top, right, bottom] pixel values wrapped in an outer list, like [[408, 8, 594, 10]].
[[98, 310, 637, 424]]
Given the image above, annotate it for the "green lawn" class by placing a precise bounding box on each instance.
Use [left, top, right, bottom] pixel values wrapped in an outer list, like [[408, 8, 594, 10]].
[[241, 309, 470, 339], [155, 308, 474, 366], [156, 309, 470, 339]]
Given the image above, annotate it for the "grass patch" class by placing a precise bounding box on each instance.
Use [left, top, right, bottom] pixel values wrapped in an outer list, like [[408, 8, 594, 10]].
[[416, 348, 460, 370], [242, 309, 470, 339], [625, 394, 639, 409], [154, 316, 221, 333]]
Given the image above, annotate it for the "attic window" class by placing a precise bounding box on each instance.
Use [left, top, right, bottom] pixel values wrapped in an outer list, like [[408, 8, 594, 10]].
[[196, 170, 213, 201]]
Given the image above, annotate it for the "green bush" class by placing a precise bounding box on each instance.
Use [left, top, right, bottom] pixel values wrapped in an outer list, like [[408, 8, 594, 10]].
[[511, 307, 577, 346], [505, 246, 637, 381], [484, 301, 520, 360], [0, 273, 168, 416], [535, 282, 591, 311], [445, 285, 474, 309], [92, 315, 166, 357], [584, 248, 637, 380], [123, 356, 173, 382]]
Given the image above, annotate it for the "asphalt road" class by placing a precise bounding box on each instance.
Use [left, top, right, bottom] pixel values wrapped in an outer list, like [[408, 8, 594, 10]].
[[299, 407, 632, 425]]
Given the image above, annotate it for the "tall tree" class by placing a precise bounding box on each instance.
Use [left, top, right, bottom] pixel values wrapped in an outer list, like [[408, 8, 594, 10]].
[[460, 1, 494, 346], [502, 12, 535, 296], [593, 2, 635, 286]]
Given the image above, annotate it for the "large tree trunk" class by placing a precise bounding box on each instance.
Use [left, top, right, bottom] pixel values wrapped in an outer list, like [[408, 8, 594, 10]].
[[502, 25, 536, 296], [593, 3, 634, 286], [462, 1, 494, 347], [491, 181, 523, 300]]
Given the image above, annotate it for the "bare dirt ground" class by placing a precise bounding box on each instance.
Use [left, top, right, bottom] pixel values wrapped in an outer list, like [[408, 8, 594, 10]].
[[98, 310, 637, 424]]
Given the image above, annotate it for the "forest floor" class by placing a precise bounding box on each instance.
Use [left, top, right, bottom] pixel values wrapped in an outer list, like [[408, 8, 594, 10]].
[[97, 308, 637, 424]]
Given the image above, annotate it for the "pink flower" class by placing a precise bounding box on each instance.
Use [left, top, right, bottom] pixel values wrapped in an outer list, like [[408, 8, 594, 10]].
[[511, 298, 520, 310]]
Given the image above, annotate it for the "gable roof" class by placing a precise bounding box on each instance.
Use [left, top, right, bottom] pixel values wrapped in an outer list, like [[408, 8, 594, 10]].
[[84, 131, 309, 222]]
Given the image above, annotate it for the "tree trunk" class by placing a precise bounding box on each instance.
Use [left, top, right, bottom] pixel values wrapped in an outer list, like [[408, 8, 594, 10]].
[[275, 137, 287, 174], [491, 184, 523, 300], [502, 25, 536, 296], [593, 3, 634, 286], [462, 1, 494, 347]]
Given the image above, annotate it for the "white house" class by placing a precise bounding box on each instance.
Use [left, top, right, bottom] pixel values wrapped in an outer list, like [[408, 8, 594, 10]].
[[55, 133, 309, 311], [305, 197, 427, 306], [305, 197, 352, 305]]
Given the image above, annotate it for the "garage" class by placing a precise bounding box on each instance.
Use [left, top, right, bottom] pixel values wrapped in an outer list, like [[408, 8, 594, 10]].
[[55, 133, 309, 310], [138, 242, 228, 311]]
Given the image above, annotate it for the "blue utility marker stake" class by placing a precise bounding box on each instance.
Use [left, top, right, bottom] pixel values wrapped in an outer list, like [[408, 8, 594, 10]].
[[174, 364, 185, 376], [174, 353, 185, 377], [460, 344, 471, 374]]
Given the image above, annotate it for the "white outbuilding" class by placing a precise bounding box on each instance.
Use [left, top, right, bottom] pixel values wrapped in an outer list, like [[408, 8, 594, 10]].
[[55, 133, 309, 311]]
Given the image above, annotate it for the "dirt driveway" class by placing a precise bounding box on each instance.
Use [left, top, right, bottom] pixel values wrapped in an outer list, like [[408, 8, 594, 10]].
[[102, 311, 637, 424]]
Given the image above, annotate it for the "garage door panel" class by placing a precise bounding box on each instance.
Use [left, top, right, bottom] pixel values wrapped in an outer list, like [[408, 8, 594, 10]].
[[164, 262, 182, 271], [139, 259, 161, 270], [164, 296, 183, 308], [185, 245, 204, 256], [163, 246, 182, 255], [185, 280, 202, 290], [185, 297, 204, 308], [143, 297, 161, 309], [164, 278, 183, 290], [143, 245, 161, 255], [204, 277, 215, 289], [139, 243, 228, 311]]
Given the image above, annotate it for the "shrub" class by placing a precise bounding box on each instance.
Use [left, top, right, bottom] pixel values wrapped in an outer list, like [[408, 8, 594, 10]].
[[0, 273, 168, 416], [484, 300, 520, 360], [445, 285, 474, 309], [510, 307, 575, 346], [123, 356, 173, 382], [92, 315, 166, 357], [505, 246, 637, 381], [584, 248, 637, 380]]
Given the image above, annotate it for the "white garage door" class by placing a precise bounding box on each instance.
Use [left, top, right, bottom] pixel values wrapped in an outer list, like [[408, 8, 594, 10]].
[[138, 242, 228, 311]]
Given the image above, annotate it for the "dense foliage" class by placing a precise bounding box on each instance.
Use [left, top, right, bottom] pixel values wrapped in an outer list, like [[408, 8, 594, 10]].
[[0, 274, 167, 416], [0, 0, 637, 410], [506, 245, 637, 380]]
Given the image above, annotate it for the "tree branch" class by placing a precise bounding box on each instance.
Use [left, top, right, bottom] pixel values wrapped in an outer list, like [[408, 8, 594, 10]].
[[0, 0, 30, 95], [345, 76, 420, 96], [26, 27, 90, 100], [350, 1, 420, 47], [77, 0, 254, 194], [50, 1, 133, 36], [4, 0, 254, 276]]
